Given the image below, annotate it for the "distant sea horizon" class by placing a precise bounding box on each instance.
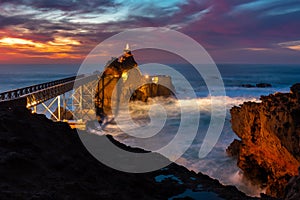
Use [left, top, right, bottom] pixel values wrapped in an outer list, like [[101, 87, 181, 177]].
[[1, 63, 299, 93]]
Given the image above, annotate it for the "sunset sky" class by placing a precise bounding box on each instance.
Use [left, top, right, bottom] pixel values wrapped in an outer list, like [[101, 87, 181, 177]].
[[0, 0, 300, 64]]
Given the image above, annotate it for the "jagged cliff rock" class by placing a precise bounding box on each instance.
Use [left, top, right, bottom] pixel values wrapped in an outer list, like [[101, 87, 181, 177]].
[[228, 83, 300, 198], [94, 54, 142, 116]]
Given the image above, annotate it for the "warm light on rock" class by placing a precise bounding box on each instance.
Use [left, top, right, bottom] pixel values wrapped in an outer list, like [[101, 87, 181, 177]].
[[228, 84, 300, 198]]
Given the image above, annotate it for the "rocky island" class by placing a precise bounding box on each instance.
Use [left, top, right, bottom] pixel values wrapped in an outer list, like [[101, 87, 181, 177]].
[[228, 84, 300, 199], [94, 44, 175, 119]]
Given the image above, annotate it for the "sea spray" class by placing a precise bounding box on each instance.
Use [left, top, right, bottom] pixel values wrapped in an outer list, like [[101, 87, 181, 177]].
[[229, 170, 266, 197]]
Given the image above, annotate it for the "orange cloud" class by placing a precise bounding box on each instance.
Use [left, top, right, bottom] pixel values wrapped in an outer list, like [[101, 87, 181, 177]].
[[0, 36, 83, 62], [242, 47, 269, 51], [278, 40, 300, 51], [285, 45, 300, 51]]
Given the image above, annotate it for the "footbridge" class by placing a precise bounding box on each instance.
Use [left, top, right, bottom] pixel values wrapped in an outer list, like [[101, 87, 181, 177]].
[[0, 74, 100, 129]]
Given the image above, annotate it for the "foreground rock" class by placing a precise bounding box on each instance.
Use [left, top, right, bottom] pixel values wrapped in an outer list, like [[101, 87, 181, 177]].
[[0, 105, 276, 200], [228, 84, 300, 198]]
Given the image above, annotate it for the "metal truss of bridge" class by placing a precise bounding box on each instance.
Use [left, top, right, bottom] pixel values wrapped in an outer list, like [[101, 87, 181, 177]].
[[0, 74, 100, 129]]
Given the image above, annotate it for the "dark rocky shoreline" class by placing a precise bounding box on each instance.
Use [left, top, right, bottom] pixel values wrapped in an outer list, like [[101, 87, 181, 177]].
[[0, 105, 278, 200]]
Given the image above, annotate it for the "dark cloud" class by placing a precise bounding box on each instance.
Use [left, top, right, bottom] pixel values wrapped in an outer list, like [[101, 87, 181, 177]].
[[0, 0, 117, 11], [0, 15, 27, 28]]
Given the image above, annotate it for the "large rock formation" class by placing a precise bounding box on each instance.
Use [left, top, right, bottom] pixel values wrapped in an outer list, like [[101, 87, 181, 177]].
[[94, 45, 175, 119], [228, 84, 300, 198]]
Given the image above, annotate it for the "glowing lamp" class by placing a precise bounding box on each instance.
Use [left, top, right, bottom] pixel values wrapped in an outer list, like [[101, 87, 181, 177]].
[[122, 72, 128, 81], [152, 76, 159, 84]]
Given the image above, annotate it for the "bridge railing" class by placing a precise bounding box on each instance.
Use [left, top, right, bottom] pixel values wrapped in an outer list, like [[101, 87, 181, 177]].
[[26, 74, 99, 108], [0, 74, 86, 102]]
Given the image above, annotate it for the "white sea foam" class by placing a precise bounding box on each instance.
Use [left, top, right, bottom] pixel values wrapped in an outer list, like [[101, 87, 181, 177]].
[[229, 170, 266, 197]]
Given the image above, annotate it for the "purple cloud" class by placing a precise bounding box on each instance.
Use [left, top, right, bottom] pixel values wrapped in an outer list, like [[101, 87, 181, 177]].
[[0, 0, 300, 63]]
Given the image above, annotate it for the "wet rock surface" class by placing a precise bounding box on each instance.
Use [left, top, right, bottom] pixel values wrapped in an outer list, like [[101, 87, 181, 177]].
[[0, 106, 277, 200], [229, 84, 300, 198]]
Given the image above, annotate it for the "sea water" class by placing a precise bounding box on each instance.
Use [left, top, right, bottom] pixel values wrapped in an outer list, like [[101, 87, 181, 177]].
[[1, 63, 300, 197], [0, 64, 79, 92]]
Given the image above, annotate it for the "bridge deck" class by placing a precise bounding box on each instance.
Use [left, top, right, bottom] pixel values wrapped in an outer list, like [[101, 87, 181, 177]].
[[0, 74, 99, 108]]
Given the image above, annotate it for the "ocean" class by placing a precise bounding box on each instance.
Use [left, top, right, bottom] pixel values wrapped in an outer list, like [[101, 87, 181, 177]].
[[1, 63, 300, 197]]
